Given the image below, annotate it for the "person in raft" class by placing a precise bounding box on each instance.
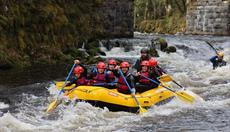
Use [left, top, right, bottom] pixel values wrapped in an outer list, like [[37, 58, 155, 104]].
[[105, 59, 119, 88], [135, 60, 160, 93], [210, 51, 227, 70], [66, 65, 90, 87], [107, 59, 119, 80], [133, 48, 151, 72], [148, 57, 166, 78], [117, 61, 136, 94], [90, 62, 113, 86]]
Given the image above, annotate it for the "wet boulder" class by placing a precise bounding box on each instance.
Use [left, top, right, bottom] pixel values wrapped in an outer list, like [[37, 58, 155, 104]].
[[149, 48, 159, 57], [86, 56, 104, 64], [120, 41, 133, 52], [103, 40, 114, 51], [151, 37, 168, 51], [163, 46, 177, 53], [97, 51, 106, 56]]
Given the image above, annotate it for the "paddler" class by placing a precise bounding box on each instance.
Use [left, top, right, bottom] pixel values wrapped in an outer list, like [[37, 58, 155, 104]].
[[210, 51, 227, 69]]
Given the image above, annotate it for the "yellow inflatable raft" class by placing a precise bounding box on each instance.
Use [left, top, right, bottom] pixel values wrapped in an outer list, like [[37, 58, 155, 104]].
[[55, 82, 175, 113]]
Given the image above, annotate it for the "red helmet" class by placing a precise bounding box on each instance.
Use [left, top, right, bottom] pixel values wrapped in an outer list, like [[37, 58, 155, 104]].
[[108, 59, 117, 65], [141, 60, 150, 66], [73, 66, 84, 74], [120, 62, 130, 68], [149, 58, 158, 67], [97, 62, 106, 69]]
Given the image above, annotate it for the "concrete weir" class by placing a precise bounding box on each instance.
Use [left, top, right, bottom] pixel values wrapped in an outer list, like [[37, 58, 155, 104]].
[[186, 0, 230, 35]]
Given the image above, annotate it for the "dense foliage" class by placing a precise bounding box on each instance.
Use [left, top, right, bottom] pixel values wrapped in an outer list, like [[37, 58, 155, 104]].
[[0, 0, 104, 67], [134, 0, 187, 33]]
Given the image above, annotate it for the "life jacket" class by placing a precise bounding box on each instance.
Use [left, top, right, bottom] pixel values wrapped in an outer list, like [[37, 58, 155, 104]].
[[74, 76, 89, 86], [106, 70, 116, 82], [93, 72, 107, 84], [117, 73, 131, 93], [139, 72, 151, 85]]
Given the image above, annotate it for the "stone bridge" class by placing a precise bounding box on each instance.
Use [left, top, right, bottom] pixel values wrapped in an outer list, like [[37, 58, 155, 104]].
[[186, 0, 229, 35], [95, 0, 230, 37]]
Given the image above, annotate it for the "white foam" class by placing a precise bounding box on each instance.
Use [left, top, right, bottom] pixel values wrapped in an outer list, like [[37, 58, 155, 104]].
[[0, 113, 36, 131], [0, 102, 9, 109]]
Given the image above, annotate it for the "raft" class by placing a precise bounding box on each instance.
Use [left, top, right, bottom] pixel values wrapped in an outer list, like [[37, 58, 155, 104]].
[[55, 82, 175, 113]]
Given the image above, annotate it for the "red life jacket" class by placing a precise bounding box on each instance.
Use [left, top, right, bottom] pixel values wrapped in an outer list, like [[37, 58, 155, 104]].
[[139, 72, 151, 85], [117, 73, 130, 92], [75, 76, 89, 86], [93, 72, 107, 84]]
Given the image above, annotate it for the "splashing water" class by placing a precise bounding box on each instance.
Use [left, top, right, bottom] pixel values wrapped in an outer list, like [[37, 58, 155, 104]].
[[0, 33, 230, 132]]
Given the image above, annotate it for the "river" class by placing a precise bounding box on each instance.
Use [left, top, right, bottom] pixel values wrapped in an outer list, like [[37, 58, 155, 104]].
[[0, 33, 230, 132]]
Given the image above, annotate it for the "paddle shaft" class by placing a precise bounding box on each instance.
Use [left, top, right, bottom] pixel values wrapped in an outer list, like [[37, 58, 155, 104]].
[[46, 63, 76, 113], [57, 63, 76, 95], [141, 75, 177, 93], [141, 75, 195, 103], [205, 41, 218, 55], [172, 80, 183, 88]]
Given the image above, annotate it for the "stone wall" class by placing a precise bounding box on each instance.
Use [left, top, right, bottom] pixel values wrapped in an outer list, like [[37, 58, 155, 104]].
[[186, 0, 230, 35], [99, 0, 134, 38]]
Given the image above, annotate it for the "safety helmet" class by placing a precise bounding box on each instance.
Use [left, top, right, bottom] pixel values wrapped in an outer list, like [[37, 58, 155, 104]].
[[97, 62, 106, 69], [149, 58, 158, 67], [73, 66, 84, 74], [141, 60, 150, 67], [217, 51, 224, 57], [120, 61, 130, 68], [140, 48, 149, 54], [108, 59, 117, 65]]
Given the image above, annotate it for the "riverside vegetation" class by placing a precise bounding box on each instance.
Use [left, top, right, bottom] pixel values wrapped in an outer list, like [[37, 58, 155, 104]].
[[0, 0, 183, 68], [0, 0, 105, 68], [134, 0, 187, 34]]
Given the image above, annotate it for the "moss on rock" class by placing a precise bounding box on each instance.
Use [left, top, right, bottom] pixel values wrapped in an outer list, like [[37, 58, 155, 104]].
[[0, 0, 106, 69]]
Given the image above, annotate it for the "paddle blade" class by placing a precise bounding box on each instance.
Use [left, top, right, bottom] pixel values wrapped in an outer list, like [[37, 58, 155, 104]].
[[175, 91, 195, 103], [159, 74, 173, 82], [139, 106, 148, 114], [46, 100, 58, 113]]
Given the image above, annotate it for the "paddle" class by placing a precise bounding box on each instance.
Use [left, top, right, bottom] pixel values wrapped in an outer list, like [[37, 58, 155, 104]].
[[159, 74, 173, 82], [140, 75, 195, 103], [205, 41, 218, 55], [46, 63, 76, 113], [159, 74, 184, 88], [118, 69, 147, 114]]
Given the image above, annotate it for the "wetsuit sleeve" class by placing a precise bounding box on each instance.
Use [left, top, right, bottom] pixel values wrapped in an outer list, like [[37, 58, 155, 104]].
[[112, 69, 119, 77], [129, 75, 136, 88], [156, 65, 166, 74], [150, 72, 160, 83], [66, 77, 77, 86], [133, 74, 140, 82], [88, 67, 97, 79], [210, 56, 217, 63], [133, 59, 140, 71]]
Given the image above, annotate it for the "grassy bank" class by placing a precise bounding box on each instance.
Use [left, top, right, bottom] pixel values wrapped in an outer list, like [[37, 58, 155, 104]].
[[137, 14, 186, 34], [134, 0, 187, 34]]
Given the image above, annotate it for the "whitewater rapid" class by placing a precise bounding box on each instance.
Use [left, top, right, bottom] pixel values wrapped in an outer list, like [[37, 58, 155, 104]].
[[0, 33, 230, 132]]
